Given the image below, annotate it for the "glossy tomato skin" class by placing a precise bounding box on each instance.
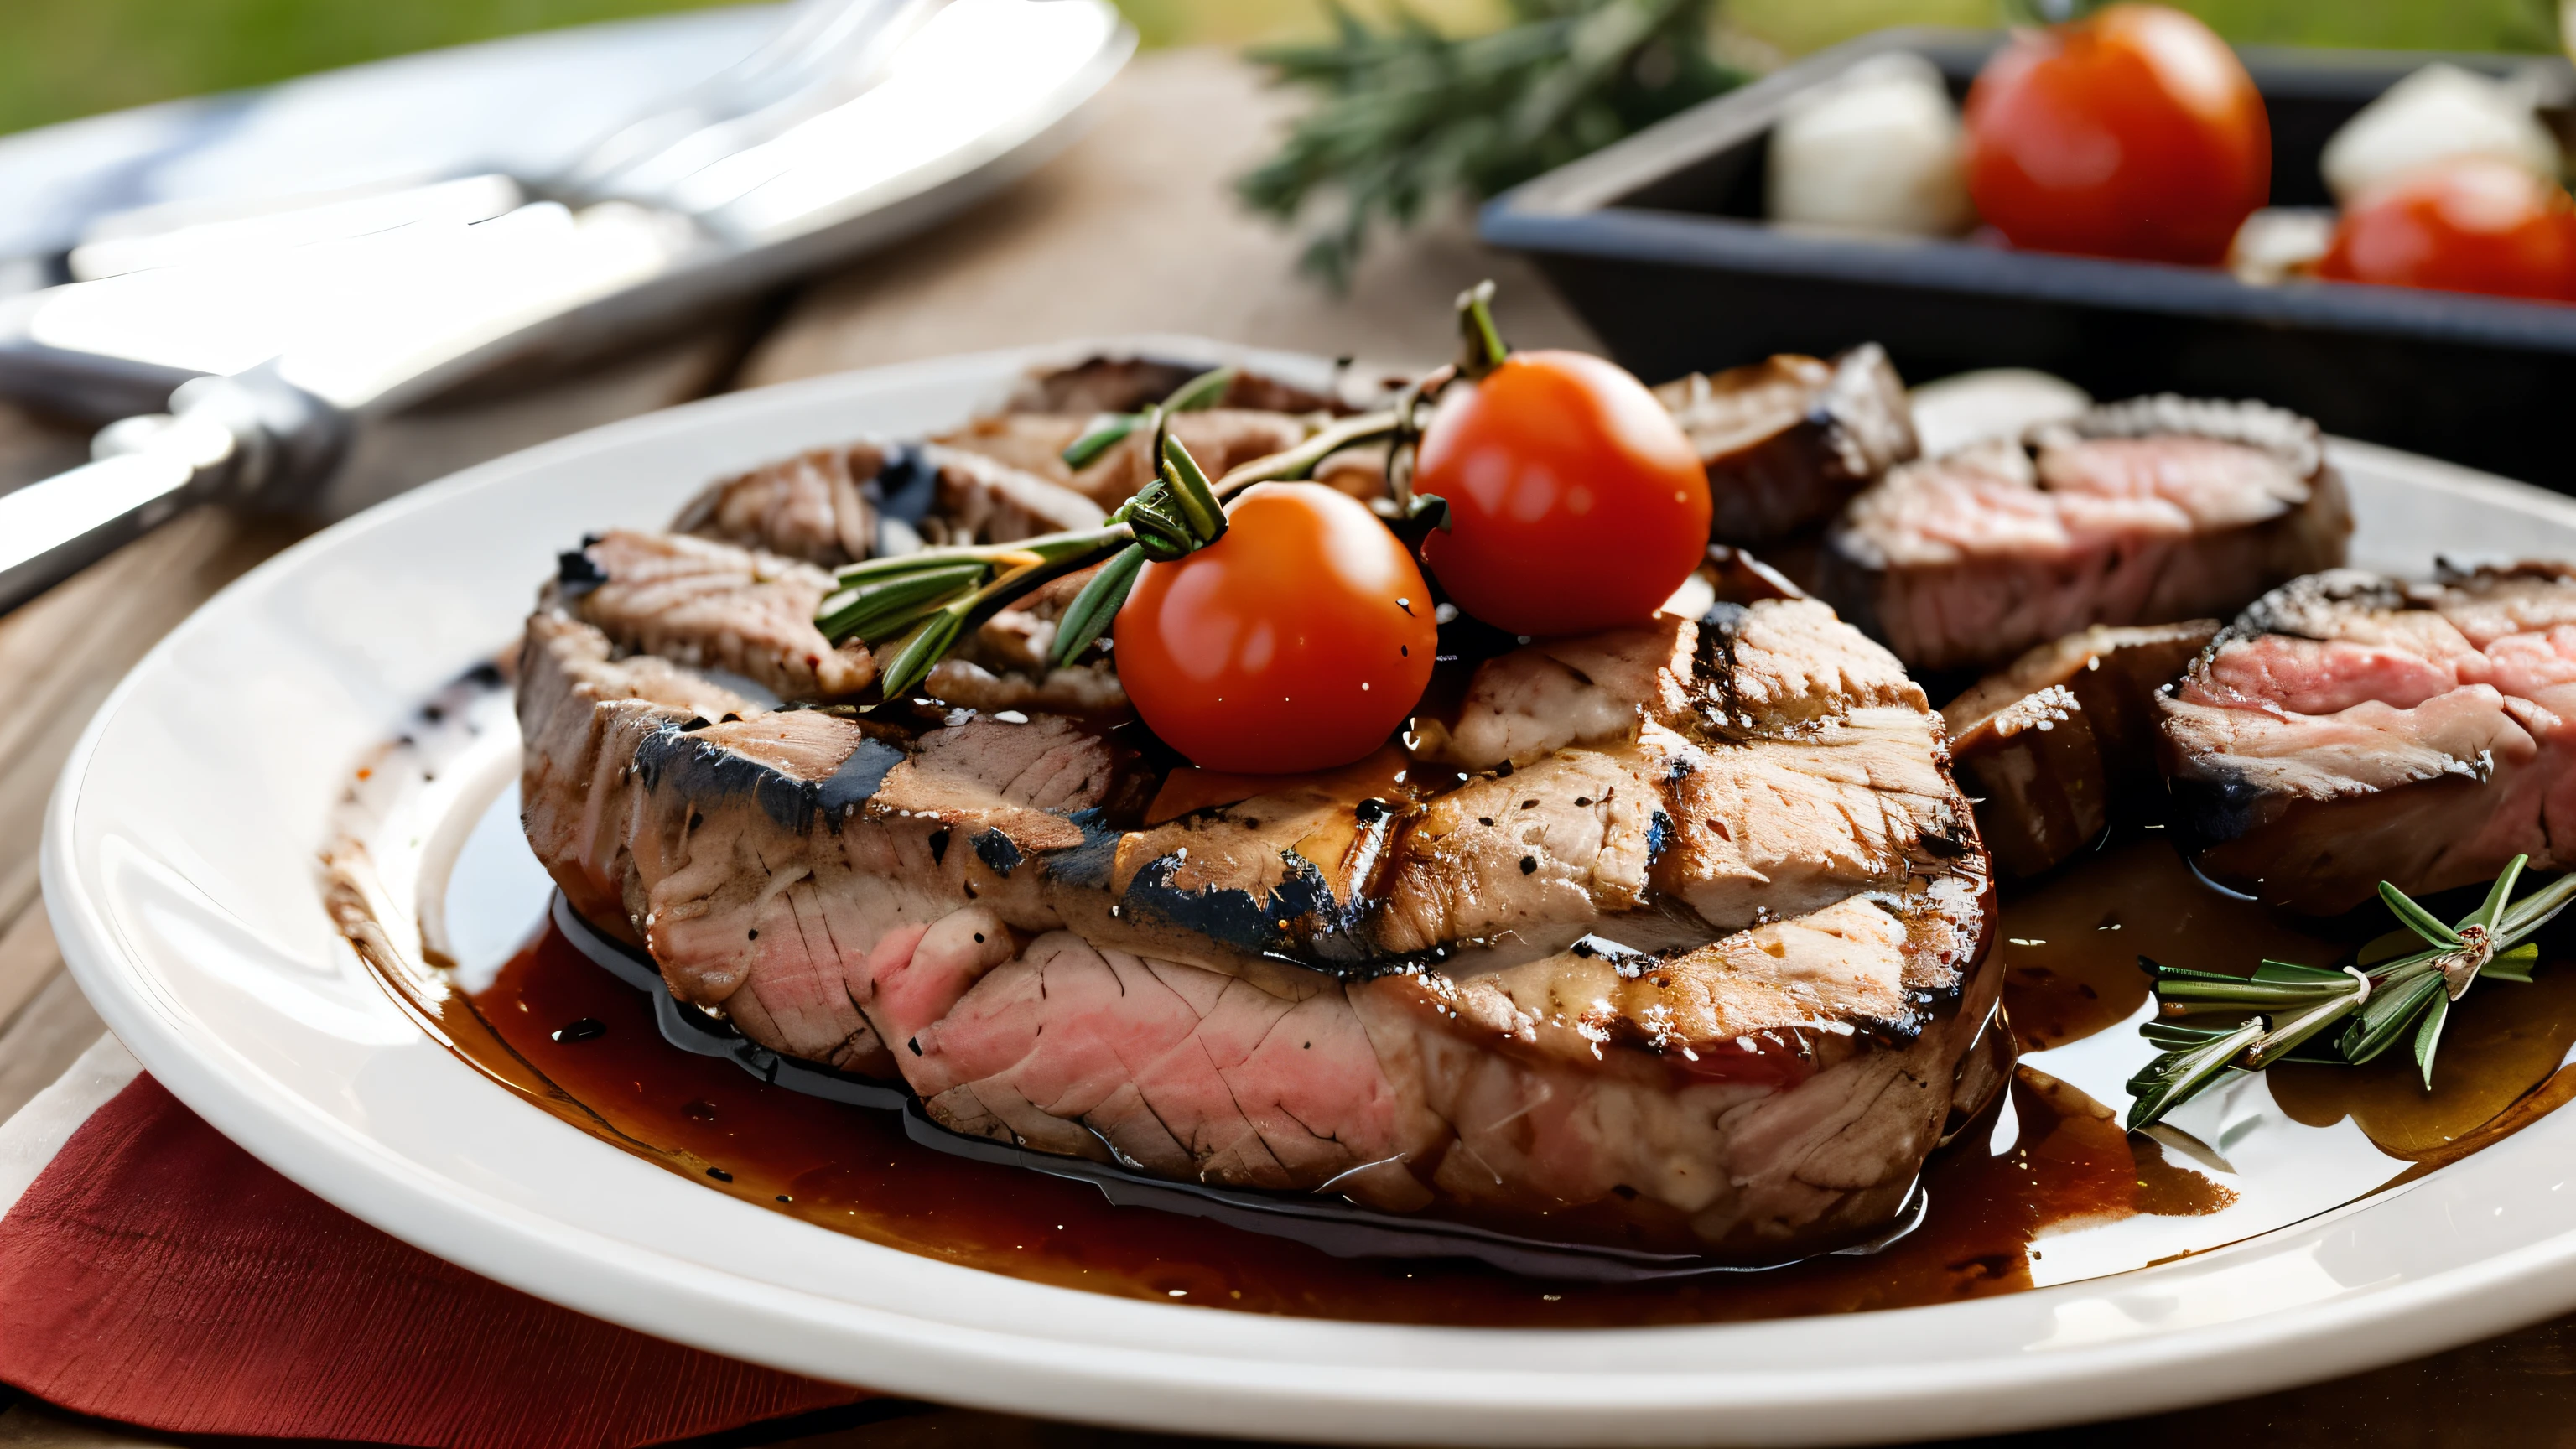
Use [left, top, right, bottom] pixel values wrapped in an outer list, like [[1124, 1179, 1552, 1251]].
[[1114, 482, 1436, 774], [1415, 350, 1711, 637], [2318, 158, 2576, 303], [1964, 3, 2269, 265]]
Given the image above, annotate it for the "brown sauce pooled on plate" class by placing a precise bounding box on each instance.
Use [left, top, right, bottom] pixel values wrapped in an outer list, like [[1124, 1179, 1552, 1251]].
[[373, 813, 2576, 1324]]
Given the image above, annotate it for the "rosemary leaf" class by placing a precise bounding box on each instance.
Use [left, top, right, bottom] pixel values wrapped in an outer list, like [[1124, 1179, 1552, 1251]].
[[2487, 941, 2542, 984], [876, 609, 966, 701], [2154, 975, 2359, 1010], [1163, 366, 1236, 413], [2469, 854, 2529, 934], [2379, 880, 2464, 948], [2501, 870, 2576, 939], [2414, 989, 2452, 1089], [2251, 959, 2352, 983], [1160, 433, 1228, 542], [1051, 544, 1147, 669], [2142, 1019, 2343, 1065], [2246, 978, 2369, 1067], [1058, 366, 1237, 470], [2340, 971, 2446, 1066], [1061, 414, 1142, 470], [2126, 1017, 2265, 1131], [816, 560, 991, 645]]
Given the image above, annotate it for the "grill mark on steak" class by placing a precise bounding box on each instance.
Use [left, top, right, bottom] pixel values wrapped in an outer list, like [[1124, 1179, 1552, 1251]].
[[1816, 396, 2350, 673], [2158, 562, 2576, 911]]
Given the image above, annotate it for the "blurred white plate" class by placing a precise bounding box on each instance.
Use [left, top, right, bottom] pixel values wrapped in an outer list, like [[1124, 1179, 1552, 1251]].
[[44, 343, 2576, 1446]]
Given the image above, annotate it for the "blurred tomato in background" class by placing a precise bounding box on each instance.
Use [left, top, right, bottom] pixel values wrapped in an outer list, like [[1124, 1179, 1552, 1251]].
[[1962, 3, 2272, 264], [2320, 157, 2576, 300]]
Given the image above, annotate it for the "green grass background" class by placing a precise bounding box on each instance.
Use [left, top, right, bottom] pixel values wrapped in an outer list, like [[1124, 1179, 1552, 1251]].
[[1, 0, 2560, 139]]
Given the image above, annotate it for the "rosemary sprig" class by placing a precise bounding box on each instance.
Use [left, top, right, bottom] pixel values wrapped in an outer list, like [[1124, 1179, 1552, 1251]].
[[814, 382, 1406, 693], [1237, 0, 1741, 286], [2125, 856, 2576, 1130]]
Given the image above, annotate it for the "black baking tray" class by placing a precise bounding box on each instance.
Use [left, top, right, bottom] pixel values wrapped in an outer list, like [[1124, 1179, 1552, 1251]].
[[1480, 29, 2576, 489]]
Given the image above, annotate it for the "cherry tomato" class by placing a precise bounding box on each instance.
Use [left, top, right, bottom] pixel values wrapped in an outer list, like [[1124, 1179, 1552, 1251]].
[[2318, 158, 2576, 303], [1415, 350, 1711, 637], [1114, 482, 1436, 773], [1963, 3, 2269, 265]]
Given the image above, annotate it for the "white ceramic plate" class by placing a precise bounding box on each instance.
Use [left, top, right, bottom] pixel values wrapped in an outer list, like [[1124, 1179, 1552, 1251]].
[[44, 343, 2576, 1446]]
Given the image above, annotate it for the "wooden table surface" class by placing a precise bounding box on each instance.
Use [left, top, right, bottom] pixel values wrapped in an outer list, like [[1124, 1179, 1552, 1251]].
[[3, 49, 2574, 1449]]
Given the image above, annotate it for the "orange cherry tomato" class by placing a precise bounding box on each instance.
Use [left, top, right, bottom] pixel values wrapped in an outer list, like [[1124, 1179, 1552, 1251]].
[[2318, 158, 2576, 303], [1114, 482, 1436, 773], [1963, 3, 2270, 265], [1415, 350, 1711, 637]]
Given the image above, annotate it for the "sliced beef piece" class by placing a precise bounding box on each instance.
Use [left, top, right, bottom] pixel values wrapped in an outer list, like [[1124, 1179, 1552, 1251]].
[[2158, 564, 2576, 911], [1945, 620, 2218, 878], [672, 442, 1100, 568], [560, 530, 875, 701], [1653, 345, 1918, 545], [1817, 396, 2351, 673], [517, 544, 1997, 1260]]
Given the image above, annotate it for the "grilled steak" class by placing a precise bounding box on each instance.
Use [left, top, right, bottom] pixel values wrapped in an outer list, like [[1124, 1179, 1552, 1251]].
[[1943, 621, 2217, 879], [2158, 564, 2576, 912], [517, 522, 1999, 1259], [1653, 344, 1917, 545], [1817, 396, 2351, 673]]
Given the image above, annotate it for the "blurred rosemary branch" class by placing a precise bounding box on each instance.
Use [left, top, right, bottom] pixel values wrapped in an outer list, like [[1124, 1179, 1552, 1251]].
[[1236, 0, 1742, 287]]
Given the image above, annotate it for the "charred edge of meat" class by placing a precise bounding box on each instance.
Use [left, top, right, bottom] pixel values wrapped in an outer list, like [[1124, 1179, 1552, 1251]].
[[972, 828, 1025, 877], [2196, 567, 2412, 657], [2038, 393, 2321, 480], [633, 722, 906, 835], [872, 443, 938, 543], [556, 548, 607, 597], [1115, 847, 1345, 967]]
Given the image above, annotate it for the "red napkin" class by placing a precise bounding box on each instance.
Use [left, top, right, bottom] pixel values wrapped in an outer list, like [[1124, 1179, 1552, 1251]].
[[0, 1073, 870, 1448]]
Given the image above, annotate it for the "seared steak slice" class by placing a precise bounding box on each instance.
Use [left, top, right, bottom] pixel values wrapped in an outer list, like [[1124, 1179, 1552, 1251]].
[[673, 441, 1101, 567], [519, 534, 1996, 1259], [1818, 396, 2351, 673], [1944, 621, 2217, 879], [1652, 345, 1918, 544], [2158, 564, 2576, 912]]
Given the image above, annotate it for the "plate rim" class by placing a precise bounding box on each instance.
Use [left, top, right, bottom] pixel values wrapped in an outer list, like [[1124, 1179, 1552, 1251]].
[[44, 341, 2576, 1446]]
